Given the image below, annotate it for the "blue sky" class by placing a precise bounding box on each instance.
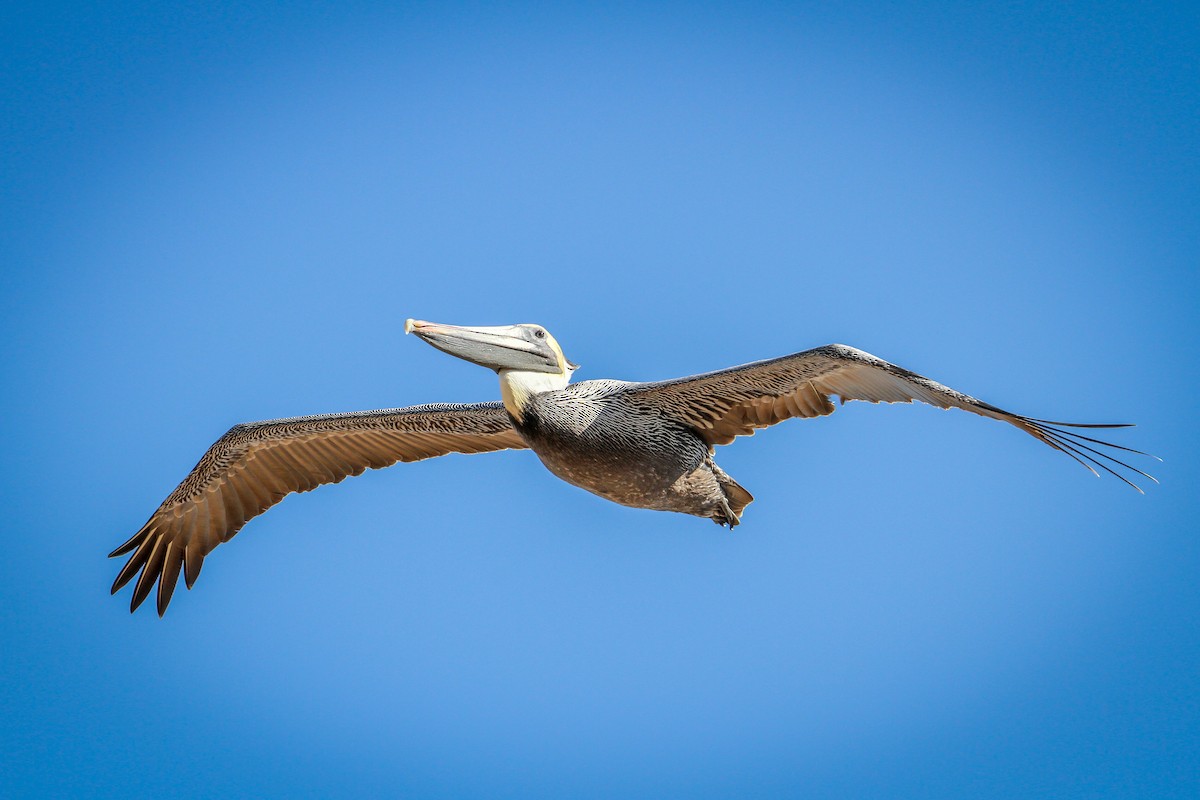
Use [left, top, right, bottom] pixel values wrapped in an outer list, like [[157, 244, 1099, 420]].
[[2, 2, 1197, 797]]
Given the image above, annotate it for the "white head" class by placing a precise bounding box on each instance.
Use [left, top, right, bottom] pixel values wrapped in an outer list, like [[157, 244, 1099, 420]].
[[406, 319, 578, 419]]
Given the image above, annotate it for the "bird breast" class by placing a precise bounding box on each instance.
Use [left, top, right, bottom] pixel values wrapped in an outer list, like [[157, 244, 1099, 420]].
[[514, 383, 709, 506]]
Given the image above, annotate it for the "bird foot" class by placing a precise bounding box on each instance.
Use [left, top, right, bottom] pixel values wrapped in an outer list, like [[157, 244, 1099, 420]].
[[712, 500, 740, 530]]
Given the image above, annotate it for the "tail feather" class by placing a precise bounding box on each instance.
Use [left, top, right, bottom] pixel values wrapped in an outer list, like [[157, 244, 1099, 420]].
[[714, 467, 754, 517]]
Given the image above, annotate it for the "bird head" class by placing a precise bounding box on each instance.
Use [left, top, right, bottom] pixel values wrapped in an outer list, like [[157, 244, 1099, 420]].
[[405, 319, 578, 377]]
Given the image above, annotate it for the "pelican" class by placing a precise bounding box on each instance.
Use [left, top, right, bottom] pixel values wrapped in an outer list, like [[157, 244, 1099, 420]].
[[110, 320, 1155, 615]]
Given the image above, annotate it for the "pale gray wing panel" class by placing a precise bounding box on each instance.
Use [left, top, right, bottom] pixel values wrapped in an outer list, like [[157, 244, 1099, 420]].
[[623, 344, 1155, 486], [110, 402, 526, 615]]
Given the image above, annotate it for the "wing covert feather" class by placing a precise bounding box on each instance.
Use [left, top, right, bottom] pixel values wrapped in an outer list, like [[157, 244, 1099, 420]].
[[110, 402, 525, 615]]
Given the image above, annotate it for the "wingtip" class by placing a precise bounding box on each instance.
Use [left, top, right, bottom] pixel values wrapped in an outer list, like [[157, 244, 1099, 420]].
[[1022, 417, 1159, 492], [1024, 416, 1138, 430], [108, 528, 149, 558]]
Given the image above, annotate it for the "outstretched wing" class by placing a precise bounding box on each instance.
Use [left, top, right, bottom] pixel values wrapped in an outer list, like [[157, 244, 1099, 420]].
[[110, 402, 526, 615], [622, 343, 1157, 487]]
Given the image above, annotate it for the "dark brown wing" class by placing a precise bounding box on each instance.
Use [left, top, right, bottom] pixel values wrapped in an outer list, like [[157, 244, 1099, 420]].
[[622, 343, 1156, 486], [110, 402, 526, 615]]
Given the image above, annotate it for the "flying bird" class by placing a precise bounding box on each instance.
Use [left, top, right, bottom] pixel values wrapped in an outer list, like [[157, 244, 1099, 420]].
[[110, 320, 1156, 615]]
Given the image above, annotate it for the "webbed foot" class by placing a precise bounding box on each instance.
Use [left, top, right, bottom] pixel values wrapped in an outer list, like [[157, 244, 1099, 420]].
[[712, 499, 740, 530]]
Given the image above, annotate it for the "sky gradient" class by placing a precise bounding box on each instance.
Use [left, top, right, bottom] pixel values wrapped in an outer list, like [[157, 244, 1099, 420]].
[[2, 3, 1198, 798]]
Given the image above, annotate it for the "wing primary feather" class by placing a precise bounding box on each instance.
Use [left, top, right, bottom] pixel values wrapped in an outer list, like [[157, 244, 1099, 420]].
[[130, 536, 167, 613], [1022, 419, 1160, 478], [109, 522, 152, 559], [111, 530, 158, 594], [1034, 427, 1146, 493], [157, 542, 184, 616], [1018, 418, 1162, 461], [1032, 424, 1155, 488], [1035, 431, 1103, 478], [183, 543, 204, 589], [1024, 418, 1135, 428]]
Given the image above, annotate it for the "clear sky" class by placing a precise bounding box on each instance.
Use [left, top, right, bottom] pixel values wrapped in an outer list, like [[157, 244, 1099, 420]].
[[2, 2, 1197, 798]]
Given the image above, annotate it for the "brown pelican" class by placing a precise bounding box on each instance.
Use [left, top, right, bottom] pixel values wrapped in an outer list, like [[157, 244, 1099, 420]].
[[110, 320, 1155, 615]]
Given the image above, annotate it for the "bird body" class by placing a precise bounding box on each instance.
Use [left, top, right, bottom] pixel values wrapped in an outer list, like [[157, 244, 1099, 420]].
[[110, 320, 1156, 615], [512, 379, 752, 524]]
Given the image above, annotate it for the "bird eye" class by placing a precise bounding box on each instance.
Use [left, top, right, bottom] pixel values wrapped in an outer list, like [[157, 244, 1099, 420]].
[[534, 329, 546, 339]]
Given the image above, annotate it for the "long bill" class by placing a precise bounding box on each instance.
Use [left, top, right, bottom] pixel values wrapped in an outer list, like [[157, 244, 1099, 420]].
[[405, 319, 562, 374]]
